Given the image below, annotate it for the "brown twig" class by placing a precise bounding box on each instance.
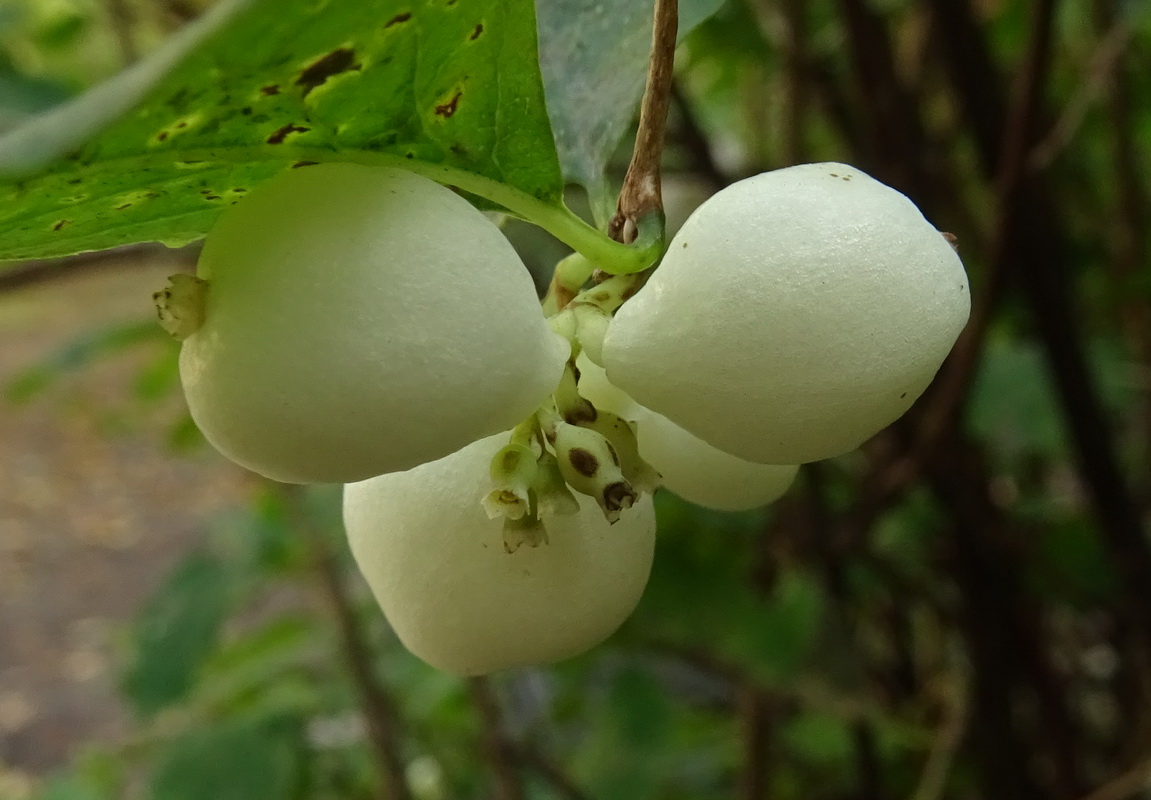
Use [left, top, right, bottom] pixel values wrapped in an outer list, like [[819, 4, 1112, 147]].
[[1092, 0, 1151, 506], [1028, 15, 1136, 170], [779, 0, 810, 164], [608, 0, 678, 244], [467, 677, 525, 800], [928, 430, 1092, 799], [105, 0, 139, 65], [836, 0, 933, 200], [908, 674, 969, 800], [744, 0, 859, 160], [924, 437, 1047, 800], [737, 685, 773, 800], [281, 487, 413, 800], [803, 464, 887, 799], [932, 2, 1151, 622], [873, 0, 1061, 503]]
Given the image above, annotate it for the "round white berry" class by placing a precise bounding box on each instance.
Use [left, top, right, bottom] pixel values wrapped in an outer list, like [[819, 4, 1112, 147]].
[[603, 162, 969, 464], [343, 433, 657, 675], [178, 164, 568, 483]]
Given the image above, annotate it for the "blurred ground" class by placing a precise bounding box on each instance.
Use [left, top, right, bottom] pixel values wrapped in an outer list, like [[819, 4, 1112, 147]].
[[0, 252, 250, 774]]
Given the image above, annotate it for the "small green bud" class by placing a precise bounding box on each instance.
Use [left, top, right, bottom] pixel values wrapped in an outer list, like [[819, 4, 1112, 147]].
[[571, 304, 611, 366], [531, 451, 580, 517], [553, 361, 596, 424], [482, 442, 538, 521], [578, 410, 661, 496], [548, 307, 578, 341], [502, 505, 549, 553], [542, 252, 596, 316], [553, 421, 637, 523]]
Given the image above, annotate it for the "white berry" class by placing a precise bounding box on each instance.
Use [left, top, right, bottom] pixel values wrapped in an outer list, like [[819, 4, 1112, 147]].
[[343, 433, 657, 676], [637, 411, 798, 511], [577, 357, 796, 511], [177, 163, 568, 483], [603, 162, 970, 464]]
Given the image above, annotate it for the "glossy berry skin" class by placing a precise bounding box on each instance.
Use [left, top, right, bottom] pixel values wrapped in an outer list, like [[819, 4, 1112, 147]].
[[577, 356, 796, 511], [179, 163, 567, 484], [637, 411, 798, 512], [343, 433, 657, 676], [603, 162, 970, 465]]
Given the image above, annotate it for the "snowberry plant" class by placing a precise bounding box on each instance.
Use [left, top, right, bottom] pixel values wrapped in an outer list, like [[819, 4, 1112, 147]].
[[0, 0, 969, 676]]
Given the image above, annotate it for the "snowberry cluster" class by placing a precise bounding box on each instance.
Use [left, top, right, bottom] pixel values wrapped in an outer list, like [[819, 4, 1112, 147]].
[[157, 161, 969, 675]]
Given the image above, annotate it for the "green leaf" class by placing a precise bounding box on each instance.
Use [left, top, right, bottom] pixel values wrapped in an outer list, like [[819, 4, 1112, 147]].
[[537, 0, 726, 217], [781, 712, 855, 766], [122, 551, 235, 716], [193, 616, 324, 715], [148, 715, 303, 800], [968, 337, 1067, 460], [0, 0, 565, 262], [721, 568, 827, 683]]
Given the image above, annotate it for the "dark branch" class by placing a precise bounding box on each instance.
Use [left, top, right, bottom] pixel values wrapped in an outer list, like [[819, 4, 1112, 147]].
[[468, 677, 525, 800], [282, 487, 413, 800], [609, 0, 678, 244]]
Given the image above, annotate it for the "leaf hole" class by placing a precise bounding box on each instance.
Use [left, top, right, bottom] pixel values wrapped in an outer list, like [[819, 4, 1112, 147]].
[[266, 124, 311, 145], [434, 91, 462, 118], [296, 47, 362, 97]]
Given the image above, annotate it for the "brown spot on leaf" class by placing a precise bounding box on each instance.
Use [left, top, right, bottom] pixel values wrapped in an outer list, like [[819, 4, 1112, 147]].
[[470, 23, 484, 40], [296, 47, 361, 97], [52, 220, 70, 231], [156, 131, 169, 142], [266, 124, 310, 144], [568, 448, 599, 477], [434, 91, 462, 118], [204, 195, 221, 201], [260, 84, 281, 96], [385, 11, 411, 26], [115, 203, 132, 210], [292, 160, 319, 168]]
